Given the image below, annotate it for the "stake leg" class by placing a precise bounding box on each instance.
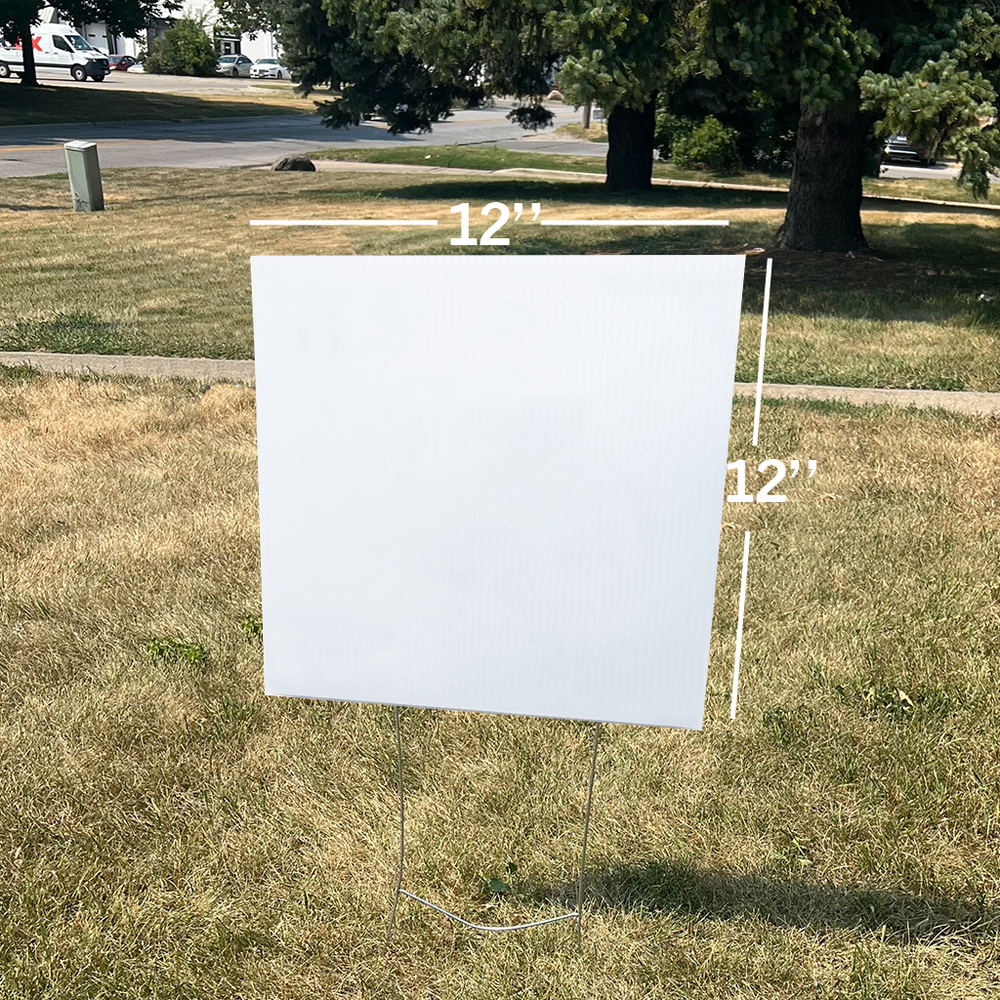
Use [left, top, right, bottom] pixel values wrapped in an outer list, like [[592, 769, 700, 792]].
[[385, 705, 405, 948], [576, 721, 601, 949], [386, 710, 601, 946]]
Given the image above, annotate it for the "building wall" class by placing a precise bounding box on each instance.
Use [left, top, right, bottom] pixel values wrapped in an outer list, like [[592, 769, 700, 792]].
[[38, 3, 280, 62]]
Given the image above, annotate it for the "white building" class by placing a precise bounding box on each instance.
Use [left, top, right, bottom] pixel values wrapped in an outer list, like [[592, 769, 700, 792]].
[[39, 3, 280, 62]]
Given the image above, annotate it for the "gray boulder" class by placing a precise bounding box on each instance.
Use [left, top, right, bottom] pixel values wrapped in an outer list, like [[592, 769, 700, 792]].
[[271, 155, 316, 172]]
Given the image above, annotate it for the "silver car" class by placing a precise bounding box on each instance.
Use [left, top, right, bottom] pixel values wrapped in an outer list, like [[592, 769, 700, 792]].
[[216, 54, 253, 78]]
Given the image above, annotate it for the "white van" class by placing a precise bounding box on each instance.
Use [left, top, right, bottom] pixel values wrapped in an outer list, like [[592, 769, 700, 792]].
[[0, 23, 110, 82]]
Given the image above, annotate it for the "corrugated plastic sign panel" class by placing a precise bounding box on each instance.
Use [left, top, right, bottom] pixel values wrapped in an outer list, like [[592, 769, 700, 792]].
[[252, 255, 745, 728]]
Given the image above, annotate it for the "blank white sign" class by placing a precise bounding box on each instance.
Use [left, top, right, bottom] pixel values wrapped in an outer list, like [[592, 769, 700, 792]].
[[252, 255, 745, 729]]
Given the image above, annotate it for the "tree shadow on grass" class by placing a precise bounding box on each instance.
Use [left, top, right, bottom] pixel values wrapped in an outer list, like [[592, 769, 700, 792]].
[[0, 81, 314, 130], [0, 203, 64, 211], [380, 177, 791, 212], [527, 860, 999, 945], [366, 175, 1000, 221], [353, 181, 999, 325], [740, 222, 1000, 328]]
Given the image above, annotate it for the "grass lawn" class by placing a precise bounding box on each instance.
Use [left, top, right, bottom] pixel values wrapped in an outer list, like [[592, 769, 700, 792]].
[[0, 373, 997, 998], [1, 167, 998, 392], [864, 175, 1000, 206], [310, 144, 1000, 207], [311, 142, 613, 175], [0, 80, 320, 126]]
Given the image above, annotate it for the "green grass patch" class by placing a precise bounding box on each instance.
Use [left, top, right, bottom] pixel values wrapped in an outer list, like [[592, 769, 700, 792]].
[[1, 310, 139, 354], [239, 613, 263, 641], [0, 362, 45, 384], [310, 142, 611, 174], [0, 80, 317, 126], [865, 175, 1000, 206], [146, 636, 209, 667]]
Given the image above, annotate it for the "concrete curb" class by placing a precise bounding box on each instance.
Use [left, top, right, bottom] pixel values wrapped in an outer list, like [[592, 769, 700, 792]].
[[731, 381, 1000, 417], [0, 351, 254, 382], [3, 352, 999, 416]]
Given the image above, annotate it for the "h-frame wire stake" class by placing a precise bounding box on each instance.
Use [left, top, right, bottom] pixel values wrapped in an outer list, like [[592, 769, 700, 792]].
[[385, 706, 602, 948]]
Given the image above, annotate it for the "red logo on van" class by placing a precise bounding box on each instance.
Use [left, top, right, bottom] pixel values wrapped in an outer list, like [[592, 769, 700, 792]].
[[12, 37, 44, 51]]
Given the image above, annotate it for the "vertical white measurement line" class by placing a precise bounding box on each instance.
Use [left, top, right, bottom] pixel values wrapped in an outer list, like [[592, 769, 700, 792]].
[[730, 530, 751, 720], [751, 258, 773, 447]]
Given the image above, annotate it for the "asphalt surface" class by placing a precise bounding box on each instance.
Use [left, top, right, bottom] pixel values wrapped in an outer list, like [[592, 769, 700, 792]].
[[0, 98, 587, 176], [1, 71, 289, 96], [878, 161, 964, 181], [2, 351, 997, 416], [0, 115, 965, 180]]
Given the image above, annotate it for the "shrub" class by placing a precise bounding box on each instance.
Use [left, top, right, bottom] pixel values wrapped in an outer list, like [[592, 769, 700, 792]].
[[144, 16, 217, 77], [656, 76, 799, 172], [654, 111, 697, 161], [670, 116, 741, 173]]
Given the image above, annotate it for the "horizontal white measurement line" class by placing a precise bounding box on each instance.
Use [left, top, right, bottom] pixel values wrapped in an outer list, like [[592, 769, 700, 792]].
[[539, 219, 729, 227], [249, 219, 439, 227]]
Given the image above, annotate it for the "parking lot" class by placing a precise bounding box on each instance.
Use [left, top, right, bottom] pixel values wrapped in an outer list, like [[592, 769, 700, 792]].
[[4, 68, 297, 97]]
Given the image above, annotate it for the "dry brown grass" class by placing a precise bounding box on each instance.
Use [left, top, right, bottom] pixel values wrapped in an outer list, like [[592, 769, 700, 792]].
[[553, 122, 609, 142], [1, 371, 998, 998]]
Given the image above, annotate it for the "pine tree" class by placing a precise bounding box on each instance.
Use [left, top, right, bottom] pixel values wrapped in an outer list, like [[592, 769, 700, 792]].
[[270, 0, 691, 192], [705, 1, 1000, 250]]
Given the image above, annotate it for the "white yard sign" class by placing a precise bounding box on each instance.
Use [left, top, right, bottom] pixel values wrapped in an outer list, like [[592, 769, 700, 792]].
[[252, 255, 745, 728]]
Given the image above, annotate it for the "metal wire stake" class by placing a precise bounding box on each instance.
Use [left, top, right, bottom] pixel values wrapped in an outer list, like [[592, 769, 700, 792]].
[[576, 721, 601, 949], [385, 708, 602, 946], [384, 705, 405, 947]]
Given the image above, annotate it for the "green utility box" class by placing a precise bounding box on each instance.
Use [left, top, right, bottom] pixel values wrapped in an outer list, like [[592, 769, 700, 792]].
[[63, 140, 104, 212]]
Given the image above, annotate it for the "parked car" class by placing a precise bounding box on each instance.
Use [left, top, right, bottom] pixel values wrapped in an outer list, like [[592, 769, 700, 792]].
[[882, 134, 936, 167], [216, 54, 253, 78], [0, 23, 109, 81], [250, 58, 290, 80], [107, 54, 138, 72]]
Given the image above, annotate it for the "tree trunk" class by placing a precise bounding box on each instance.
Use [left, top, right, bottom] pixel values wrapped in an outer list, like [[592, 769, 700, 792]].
[[605, 96, 656, 193], [18, 16, 38, 87], [774, 98, 870, 252]]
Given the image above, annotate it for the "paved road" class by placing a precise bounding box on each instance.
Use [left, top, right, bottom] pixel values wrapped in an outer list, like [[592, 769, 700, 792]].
[[0, 71, 292, 96], [3, 351, 997, 416], [0, 99, 585, 177], [19, 74, 988, 178], [2, 111, 968, 183], [879, 161, 963, 181]]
